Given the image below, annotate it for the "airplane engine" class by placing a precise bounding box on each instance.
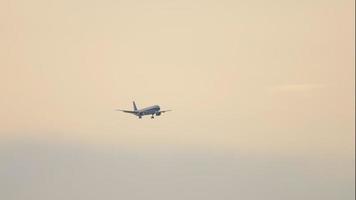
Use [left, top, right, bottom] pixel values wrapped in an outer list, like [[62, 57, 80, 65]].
[[155, 112, 161, 116]]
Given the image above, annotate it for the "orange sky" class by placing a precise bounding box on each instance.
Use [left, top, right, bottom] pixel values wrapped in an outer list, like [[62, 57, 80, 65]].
[[1, 0, 354, 153]]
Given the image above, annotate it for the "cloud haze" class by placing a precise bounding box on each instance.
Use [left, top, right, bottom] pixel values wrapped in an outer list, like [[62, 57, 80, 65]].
[[0, 137, 354, 200], [268, 83, 326, 92]]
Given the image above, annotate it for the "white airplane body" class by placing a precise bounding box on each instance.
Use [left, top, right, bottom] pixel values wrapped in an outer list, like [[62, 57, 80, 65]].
[[116, 101, 171, 119]]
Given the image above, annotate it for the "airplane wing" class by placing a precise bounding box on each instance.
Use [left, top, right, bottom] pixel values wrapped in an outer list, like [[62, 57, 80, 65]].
[[115, 109, 137, 114], [160, 110, 172, 113]]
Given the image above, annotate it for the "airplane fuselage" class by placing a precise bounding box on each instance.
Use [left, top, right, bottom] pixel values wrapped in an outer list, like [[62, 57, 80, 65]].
[[136, 105, 160, 116]]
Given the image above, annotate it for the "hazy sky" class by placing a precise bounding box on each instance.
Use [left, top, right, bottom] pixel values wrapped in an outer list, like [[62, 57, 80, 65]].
[[1, 0, 354, 199]]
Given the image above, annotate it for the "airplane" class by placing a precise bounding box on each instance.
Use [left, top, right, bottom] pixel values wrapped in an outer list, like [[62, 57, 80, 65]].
[[115, 101, 171, 119]]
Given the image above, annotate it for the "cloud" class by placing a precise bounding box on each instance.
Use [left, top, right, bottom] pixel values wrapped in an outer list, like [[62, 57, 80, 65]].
[[0, 138, 354, 200], [267, 84, 326, 92]]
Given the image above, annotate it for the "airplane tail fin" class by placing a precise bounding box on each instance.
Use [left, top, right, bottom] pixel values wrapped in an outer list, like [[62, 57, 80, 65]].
[[133, 101, 138, 111]]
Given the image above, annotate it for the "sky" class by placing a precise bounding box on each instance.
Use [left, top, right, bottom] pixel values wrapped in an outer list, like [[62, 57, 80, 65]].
[[0, 0, 355, 199]]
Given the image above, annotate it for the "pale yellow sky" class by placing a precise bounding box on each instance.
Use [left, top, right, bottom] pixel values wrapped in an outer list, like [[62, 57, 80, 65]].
[[0, 0, 354, 199]]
